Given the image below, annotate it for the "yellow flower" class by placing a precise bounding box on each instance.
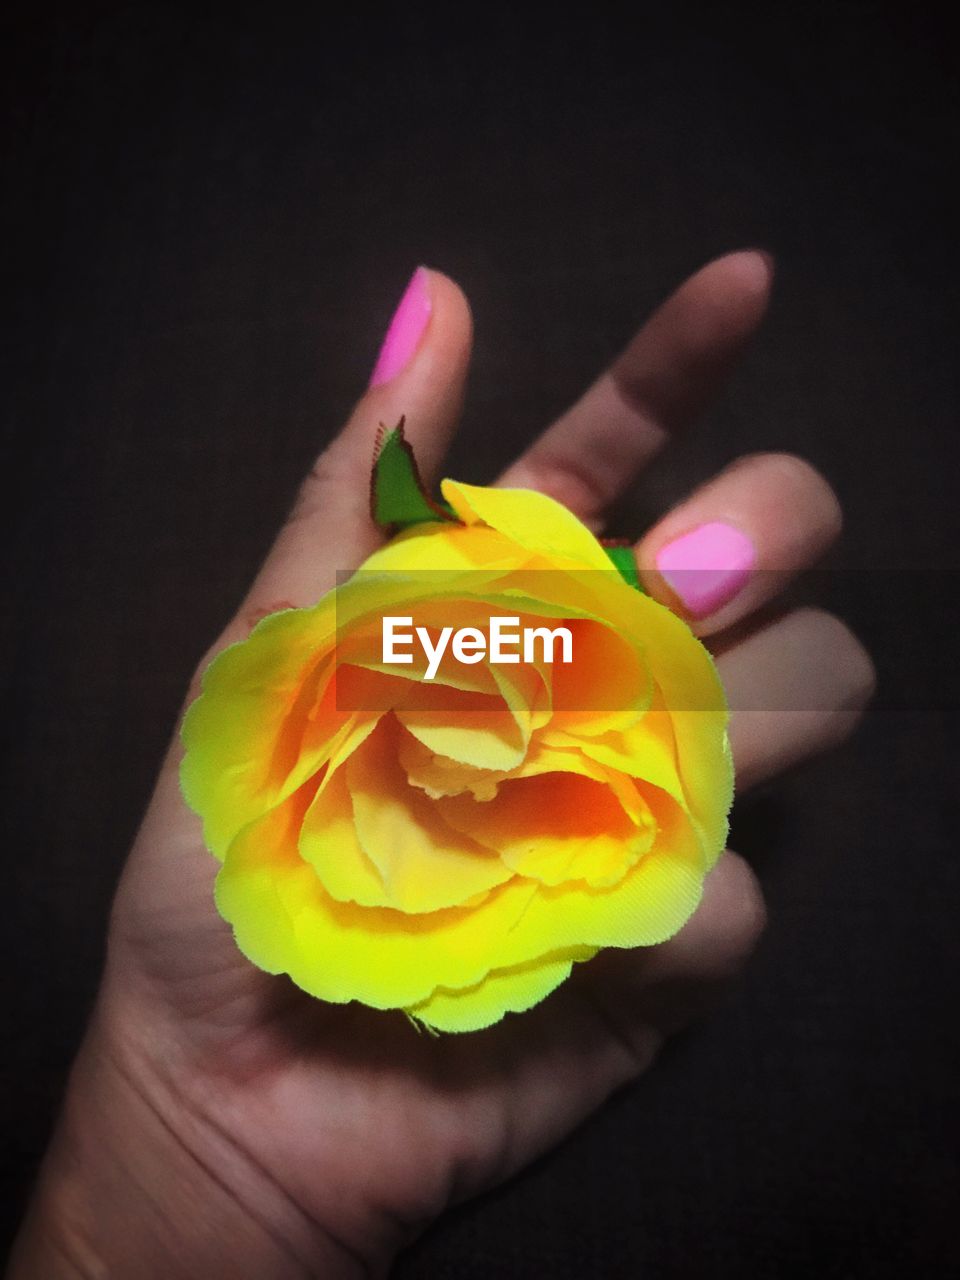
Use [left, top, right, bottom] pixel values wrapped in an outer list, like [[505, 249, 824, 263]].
[[180, 481, 733, 1032]]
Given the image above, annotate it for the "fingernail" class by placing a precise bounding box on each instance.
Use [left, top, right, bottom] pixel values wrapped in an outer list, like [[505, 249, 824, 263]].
[[655, 521, 756, 617], [369, 266, 432, 387]]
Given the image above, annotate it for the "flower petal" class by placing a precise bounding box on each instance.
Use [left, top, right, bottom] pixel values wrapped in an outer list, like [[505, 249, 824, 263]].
[[180, 604, 336, 858], [299, 766, 390, 908], [195, 477, 734, 1032], [216, 783, 705, 1016], [346, 721, 512, 912], [438, 770, 655, 889], [396, 682, 529, 771], [440, 480, 615, 572], [354, 521, 526, 574], [406, 946, 597, 1033], [544, 703, 686, 809]]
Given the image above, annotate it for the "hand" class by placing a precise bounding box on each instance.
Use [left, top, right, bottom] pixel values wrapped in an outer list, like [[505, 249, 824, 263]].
[[9, 254, 875, 1279]]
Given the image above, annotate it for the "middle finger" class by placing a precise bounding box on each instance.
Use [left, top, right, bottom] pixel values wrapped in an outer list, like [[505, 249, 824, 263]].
[[495, 250, 773, 524]]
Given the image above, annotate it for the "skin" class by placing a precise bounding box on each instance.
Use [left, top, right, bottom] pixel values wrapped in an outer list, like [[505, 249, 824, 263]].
[[8, 253, 875, 1279]]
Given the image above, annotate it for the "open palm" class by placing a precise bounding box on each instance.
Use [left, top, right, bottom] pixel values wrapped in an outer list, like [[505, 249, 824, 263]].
[[12, 255, 873, 1279]]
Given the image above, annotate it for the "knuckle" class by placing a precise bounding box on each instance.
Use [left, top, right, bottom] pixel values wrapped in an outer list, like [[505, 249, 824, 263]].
[[288, 442, 360, 528], [519, 453, 613, 521], [731, 451, 844, 541], [289, 452, 339, 526]]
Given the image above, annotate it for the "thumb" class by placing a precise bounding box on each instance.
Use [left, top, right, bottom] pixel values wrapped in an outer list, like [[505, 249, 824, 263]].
[[114, 268, 473, 940], [231, 266, 473, 640]]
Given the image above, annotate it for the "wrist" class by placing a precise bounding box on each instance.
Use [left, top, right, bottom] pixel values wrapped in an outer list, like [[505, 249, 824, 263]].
[[7, 999, 372, 1280]]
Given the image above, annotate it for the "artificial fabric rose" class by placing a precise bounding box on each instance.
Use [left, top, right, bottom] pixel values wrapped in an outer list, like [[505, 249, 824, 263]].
[[180, 479, 733, 1033]]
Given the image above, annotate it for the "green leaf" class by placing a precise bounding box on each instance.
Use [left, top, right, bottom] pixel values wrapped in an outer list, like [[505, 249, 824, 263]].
[[603, 543, 645, 592], [370, 418, 456, 529]]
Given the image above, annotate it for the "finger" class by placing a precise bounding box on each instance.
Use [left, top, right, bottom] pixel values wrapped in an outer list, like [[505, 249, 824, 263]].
[[457, 850, 766, 1194], [571, 849, 767, 1040], [234, 267, 473, 632], [718, 606, 876, 790], [496, 250, 773, 523], [508, 604, 876, 1122], [140, 272, 474, 924], [636, 452, 843, 635]]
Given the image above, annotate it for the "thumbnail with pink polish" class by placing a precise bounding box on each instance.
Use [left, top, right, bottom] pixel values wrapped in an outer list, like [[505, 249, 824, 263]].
[[369, 267, 432, 387], [655, 521, 756, 617]]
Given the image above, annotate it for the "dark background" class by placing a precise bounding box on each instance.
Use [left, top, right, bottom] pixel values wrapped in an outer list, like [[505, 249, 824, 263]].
[[2, 3, 958, 1275]]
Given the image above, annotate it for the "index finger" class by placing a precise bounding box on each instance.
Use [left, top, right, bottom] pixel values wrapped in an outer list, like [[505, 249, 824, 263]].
[[496, 251, 773, 524]]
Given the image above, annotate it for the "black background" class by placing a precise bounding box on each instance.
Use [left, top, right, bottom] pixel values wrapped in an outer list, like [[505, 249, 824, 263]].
[[2, 3, 958, 1276]]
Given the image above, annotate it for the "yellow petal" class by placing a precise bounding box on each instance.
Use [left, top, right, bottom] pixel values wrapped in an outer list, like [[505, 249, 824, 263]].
[[546, 616, 649, 737], [544, 702, 686, 809], [298, 767, 390, 908], [397, 728, 501, 800], [490, 785, 706, 966], [526, 573, 732, 861], [440, 480, 615, 571], [216, 782, 704, 1015], [345, 721, 512, 912], [406, 946, 597, 1033], [438, 770, 655, 889], [604, 596, 731, 860], [396, 682, 529, 771], [198, 480, 732, 1032], [335, 603, 503, 696], [354, 522, 526, 574], [180, 603, 337, 858]]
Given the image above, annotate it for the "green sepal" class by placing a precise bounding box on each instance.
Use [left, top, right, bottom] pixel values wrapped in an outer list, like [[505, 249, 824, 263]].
[[602, 542, 646, 593], [370, 417, 457, 529]]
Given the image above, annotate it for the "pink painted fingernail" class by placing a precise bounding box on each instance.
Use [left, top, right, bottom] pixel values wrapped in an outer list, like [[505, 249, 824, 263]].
[[656, 521, 756, 617], [369, 266, 433, 387]]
